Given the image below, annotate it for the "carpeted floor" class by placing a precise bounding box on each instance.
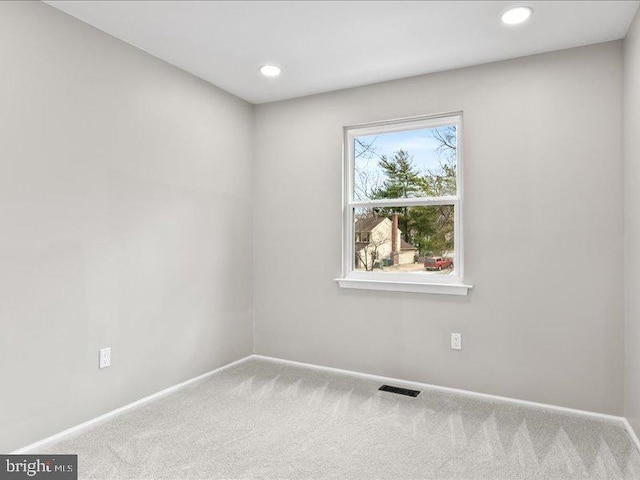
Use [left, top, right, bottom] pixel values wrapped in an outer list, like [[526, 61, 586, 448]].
[[41, 358, 640, 479]]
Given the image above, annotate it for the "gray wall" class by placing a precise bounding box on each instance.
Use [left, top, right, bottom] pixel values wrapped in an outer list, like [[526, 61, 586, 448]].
[[0, 2, 254, 452], [625, 9, 640, 433], [254, 42, 624, 415]]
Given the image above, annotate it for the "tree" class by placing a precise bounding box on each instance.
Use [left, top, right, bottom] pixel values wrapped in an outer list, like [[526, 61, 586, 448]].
[[432, 125, 457, 160], [418, 125, 457, 255], [373, 150, 421, 199], [355, 229, 390, 271], [419, 161, 456, 197], [354, 213, 393, 271], [421, 125, 457, 197], [371, 150, 421, 244], [354, 138, 382, 202], [419, 204, 454, 256]]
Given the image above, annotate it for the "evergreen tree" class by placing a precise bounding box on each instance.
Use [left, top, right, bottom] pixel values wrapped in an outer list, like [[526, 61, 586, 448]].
[[372, 150, 420, 244], [373, 150, 421, 199]]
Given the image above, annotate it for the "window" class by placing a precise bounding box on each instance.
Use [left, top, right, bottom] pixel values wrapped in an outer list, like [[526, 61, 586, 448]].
[[355, 232, 370, 243], [337, 113, 471, 295]]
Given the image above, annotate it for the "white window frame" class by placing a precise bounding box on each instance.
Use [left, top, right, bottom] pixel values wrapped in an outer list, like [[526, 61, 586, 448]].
[[336, 112, 472, 295]]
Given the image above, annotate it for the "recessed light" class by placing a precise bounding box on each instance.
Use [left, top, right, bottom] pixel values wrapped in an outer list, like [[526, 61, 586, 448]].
[[259, 65, 281, 77], [501, 6, 533, 25]]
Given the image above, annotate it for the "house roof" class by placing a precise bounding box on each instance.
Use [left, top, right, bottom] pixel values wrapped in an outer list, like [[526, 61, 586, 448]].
[[401, 240, 418, 251], [354, 216, 387, 233]]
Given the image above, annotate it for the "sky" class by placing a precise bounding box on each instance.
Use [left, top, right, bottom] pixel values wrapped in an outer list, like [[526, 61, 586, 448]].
[[354, 126, 455, 200]]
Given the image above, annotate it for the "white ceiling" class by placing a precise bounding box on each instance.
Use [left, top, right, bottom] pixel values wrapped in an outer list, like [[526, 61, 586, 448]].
[[46, 1, 639, 104]]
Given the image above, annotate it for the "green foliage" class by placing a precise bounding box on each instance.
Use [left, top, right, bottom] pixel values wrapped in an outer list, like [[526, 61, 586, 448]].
[[372, 150, 421, 200], [419, 161, 456, 197], [417, 205, 454, 256]]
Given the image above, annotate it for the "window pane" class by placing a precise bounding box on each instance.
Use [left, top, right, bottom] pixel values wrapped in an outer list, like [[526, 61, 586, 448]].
[[353, 206, 455, 275], [353, 125, 457, 201]]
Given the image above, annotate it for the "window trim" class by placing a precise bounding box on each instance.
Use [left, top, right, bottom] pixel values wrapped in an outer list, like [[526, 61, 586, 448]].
[[336, 111, 472, 295]]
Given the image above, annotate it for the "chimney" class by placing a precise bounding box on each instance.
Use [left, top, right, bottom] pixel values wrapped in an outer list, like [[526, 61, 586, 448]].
[[391, 213, 400, 265]]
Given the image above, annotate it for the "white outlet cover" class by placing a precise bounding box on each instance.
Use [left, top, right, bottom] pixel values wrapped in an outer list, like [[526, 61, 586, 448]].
[[99, 347, 111, 369], [451, 333, 462, 350]]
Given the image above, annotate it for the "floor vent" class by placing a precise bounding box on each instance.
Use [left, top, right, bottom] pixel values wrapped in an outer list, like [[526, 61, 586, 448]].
[[378, 385, 420, 397]]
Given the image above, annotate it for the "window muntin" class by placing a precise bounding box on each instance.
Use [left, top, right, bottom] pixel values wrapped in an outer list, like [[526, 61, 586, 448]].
[[343, 113, 463, 285]]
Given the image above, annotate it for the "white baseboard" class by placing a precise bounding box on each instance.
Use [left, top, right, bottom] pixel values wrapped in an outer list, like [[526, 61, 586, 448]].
[[11, 355, 253, 454], [253, 354, 627, 426]]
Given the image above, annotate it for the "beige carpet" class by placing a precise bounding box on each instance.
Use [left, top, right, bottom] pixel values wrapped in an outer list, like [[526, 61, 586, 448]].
[[41, 358, 640, 479]]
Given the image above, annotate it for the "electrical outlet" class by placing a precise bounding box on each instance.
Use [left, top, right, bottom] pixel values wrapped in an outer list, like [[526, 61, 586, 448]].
[[451, 333, 462, 350], [99, 347, 111, 369]]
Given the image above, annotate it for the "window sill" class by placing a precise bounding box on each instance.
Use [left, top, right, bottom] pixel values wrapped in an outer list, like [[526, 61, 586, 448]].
[[335, 278, 473, 296]]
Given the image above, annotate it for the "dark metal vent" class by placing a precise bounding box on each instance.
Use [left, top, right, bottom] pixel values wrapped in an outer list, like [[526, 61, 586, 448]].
[[378, 385, 420, 397]]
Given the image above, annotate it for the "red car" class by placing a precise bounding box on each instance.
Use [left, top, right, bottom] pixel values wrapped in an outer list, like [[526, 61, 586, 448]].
[[424, 256, 453, 271]]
